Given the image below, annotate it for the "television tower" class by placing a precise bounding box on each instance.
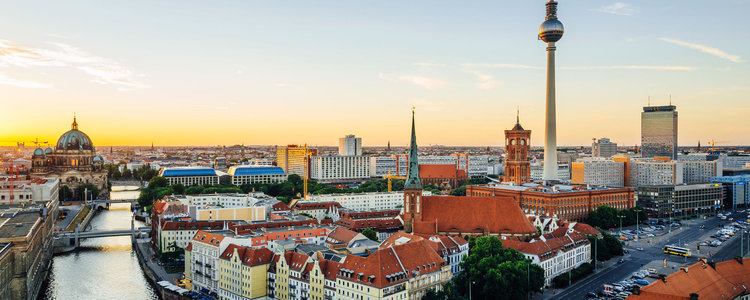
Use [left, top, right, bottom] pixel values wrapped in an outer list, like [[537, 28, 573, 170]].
[[539, 0, 564, 181]]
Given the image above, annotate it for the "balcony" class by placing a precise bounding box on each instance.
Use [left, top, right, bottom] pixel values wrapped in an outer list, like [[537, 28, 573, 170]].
[[290, 284, 297, 289], [383, 284, 405, 296], [195, 270, 203, 275], [268, 278, 275, 283], [205, 264, 212, 269], [195, 260, 203, 265]]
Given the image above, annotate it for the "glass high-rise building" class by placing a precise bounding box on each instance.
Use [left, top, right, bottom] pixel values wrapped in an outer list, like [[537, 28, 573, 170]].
[[641, 105, 678, 159]]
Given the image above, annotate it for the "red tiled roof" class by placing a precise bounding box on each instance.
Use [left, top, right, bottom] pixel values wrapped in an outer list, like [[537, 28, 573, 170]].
[[503, 232, 589, 262], [192, 230, 226, 246], [185, 242, 192, 251], [573, 223, 601, 236], [379, 232, 425, 249], [339, 210, 400, 220], [219, 244, 274, 267], [230, 219, 318, 234], [418, 164, 467, 179], [293, 202, 342, 210], [628, 258, 750, 300], [338, 240, 446, 288], [413, 195, 537, 236], [272, 202, 291, 211], [327, 227, 359, 244], [334, 218, 403, 232], [161, 220, 227, 231]]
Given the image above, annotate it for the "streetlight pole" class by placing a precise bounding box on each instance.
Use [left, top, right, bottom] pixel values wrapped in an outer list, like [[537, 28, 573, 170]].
[[634, 207, 643, 248], [469, 281, 475, 300], [595, 238, 597, 272]]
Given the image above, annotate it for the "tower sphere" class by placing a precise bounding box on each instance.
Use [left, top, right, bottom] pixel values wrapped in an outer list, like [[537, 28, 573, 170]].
[[539, 19, 564, 43]]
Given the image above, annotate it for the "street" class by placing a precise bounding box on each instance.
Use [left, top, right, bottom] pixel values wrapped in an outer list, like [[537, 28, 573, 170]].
[[547, 209, 749, 300]]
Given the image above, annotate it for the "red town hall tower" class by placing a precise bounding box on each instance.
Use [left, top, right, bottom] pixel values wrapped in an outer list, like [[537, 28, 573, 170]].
[[504, 112, 531, 185]]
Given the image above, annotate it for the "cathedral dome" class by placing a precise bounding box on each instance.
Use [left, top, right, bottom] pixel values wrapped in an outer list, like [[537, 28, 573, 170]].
[[45, 147, 52, 154], [93, 155, 103, 162], [33, 148, 45, 156], [56, 115, 94, 151]]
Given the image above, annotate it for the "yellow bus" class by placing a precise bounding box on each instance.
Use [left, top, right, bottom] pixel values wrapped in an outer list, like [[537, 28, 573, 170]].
[[664, 245, 691, 257]]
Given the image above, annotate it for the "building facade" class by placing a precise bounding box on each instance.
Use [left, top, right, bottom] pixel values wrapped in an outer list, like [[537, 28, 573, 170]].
[[504, 118, 532, 185], [29, 116, 108, 195], [467, 183, 635, 222], [712, 175, 750, 210], [592, 138, 617, 158], [159, 167, 221, 186], [338, 134, 362, 156], [531, 163, 571, 182], [641, 105, 678, 159], [306, 191, 430, 211], [638, 183, 722, 219], [503, 230, 591, 287], [276, 145, 317, 177], [629, 159, 684, 187], [309, 155, 371, 183], [0, 177, 59, 205], [682, 160, 722, 184], [571, 157, 624, 187], [228, 166, 286, 185]]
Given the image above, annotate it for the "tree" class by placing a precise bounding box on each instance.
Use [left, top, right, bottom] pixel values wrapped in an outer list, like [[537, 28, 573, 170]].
[[59, 186, 73, 202], [362, 228, 379, 242], [453, 236, 544, 300], [122, 168, 133, 179], [74, 184, 100, 200], [148, 176, 169, 189], [450, 186, 466, 196], [172, 183, 185, 195]]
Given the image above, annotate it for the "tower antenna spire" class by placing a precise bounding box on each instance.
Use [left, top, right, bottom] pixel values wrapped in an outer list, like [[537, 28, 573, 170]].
[[516, 106, 520, 124], [669, 94, 672, 105], [648, 96, 651, 106], [72, 113, 78, 130]]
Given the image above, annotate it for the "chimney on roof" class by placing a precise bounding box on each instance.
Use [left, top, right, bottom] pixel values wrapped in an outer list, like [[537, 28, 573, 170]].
[[708, 260, 716, 269], [689, 293, 699, 300], [659, 274, 667, 283], [736, 256, 744, 264], [681, 266, 689, 273], [632, 285, 640, 295]]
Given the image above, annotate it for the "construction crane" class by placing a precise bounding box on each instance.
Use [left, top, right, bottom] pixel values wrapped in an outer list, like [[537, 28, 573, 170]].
[[708, 140, 728, 153], [302, 144, 315, 199], [29, 137, 48, 147], [382, 171, 406, 192]]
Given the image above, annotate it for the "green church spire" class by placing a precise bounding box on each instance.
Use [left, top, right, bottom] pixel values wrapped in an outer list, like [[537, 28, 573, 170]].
[[404, 108, 422, 190]]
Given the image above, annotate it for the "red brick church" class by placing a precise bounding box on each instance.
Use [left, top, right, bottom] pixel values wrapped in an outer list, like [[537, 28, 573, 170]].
[[401, 111, 538, 239]]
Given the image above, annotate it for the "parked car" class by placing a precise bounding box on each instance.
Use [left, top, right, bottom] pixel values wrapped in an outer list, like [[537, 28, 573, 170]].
[[618, 258, 625, 263], [635, 279, 650, 285], [636, 247, 644, 251]]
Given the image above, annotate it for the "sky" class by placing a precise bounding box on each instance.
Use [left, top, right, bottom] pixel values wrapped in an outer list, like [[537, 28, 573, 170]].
[[0, 1, 748, 147]]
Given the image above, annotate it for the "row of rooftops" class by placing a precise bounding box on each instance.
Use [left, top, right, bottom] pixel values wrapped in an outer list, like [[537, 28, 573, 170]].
[[630, 257, 750, 300]]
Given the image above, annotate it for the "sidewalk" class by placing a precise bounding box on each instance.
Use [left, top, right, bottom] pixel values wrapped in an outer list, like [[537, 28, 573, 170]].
[[134, 238, 181, 284]]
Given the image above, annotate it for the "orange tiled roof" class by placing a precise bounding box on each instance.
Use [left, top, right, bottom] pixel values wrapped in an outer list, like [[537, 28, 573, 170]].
[[628, 258, 750, 300], [572, 223, 601, 236], [192, 230, 226, 246], [414, 195, 537, 236]]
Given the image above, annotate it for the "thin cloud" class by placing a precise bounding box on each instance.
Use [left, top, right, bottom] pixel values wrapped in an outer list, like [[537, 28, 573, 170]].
[[461, 63, 540, 70], [660, 38, 743, 63], [561, 65, 695, 71], [379, 72, 446, 90], [0, 72, 52, 88], [467, 70, 503, 89], [413, 62, 446, 68], [0, 39, 147, 89], [592, 2, 635, 16]]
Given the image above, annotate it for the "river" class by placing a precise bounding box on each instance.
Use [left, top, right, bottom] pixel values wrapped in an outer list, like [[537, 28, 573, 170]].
[[39, 188, 159, 300]]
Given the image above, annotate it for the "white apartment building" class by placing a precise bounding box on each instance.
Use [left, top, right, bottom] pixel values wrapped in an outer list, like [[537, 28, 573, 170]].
[[682, 160, 722, 184], [0, 177, 59, 204], [571, 157, 625, 187], [629, 159, 684, 187], [170, 193, 267, 207], [720, 155, 750, 169], [339, 134, 363, 156], [227, 165, 287, 185], [531, 162, 571, 182], [504, 231, 591, 287], [306, 191, 432, 211], [309, 155, 371, 182], [370, 155, 491, 178]]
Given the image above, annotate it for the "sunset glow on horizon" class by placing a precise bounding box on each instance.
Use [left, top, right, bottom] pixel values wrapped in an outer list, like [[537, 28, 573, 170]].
[[2, 1, 748, 147]]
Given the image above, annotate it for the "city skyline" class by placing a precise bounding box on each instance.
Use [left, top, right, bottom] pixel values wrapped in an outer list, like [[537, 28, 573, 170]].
[[1, 1, 748, 147]]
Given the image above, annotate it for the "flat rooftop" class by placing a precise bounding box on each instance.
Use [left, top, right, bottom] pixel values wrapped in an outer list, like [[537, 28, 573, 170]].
[[0, 212, 40, 241]]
